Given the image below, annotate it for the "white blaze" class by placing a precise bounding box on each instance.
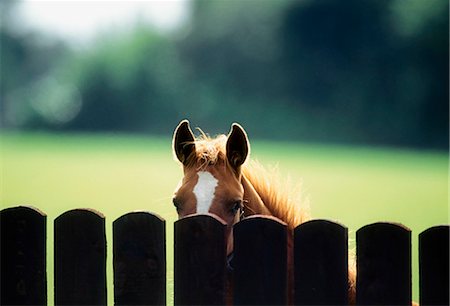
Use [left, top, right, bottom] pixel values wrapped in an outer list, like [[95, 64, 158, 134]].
[[193, 171, 218, 214]]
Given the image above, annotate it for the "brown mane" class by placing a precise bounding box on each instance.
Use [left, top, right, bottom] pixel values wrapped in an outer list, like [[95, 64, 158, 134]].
[[187, 133, 310, 229]]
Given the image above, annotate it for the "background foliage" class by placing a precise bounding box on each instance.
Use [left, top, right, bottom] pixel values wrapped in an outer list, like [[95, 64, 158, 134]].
[[1, 0, 448, 149]]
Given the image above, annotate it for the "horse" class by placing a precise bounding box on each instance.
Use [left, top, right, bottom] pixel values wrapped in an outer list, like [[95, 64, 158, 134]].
[[171, 119, 356, 304]]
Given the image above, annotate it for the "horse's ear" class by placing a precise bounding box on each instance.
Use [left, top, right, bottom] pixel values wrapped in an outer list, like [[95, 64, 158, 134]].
[[173, 119, 196, 165], [226, 123, 250, 170]]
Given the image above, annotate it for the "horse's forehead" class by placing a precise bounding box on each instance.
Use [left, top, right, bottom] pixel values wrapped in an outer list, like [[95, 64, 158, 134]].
[[178, 166, 242, 213], [193, 171, 219, 214], [188, 166, 234, 192], [203, 165, 240, 187]]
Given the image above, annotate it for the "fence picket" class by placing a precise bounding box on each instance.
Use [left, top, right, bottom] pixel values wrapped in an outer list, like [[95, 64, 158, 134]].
[[356, 222, 411, 305], [2, 205, 450, 306], [294, 220, 348, 305], [113, 212, 166, 305], [174, 214, 227, 305], [419, 225, 449, 306], [233, 215, 288, 305], [0, 206, 47, 305], [54, 209, 107, 305]]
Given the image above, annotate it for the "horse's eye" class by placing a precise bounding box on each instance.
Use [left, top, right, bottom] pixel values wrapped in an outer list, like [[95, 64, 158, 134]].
[[230, 200, 242, 215]]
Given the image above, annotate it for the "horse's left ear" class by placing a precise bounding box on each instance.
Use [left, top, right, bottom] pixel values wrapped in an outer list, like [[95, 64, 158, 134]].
[[226, 123, 250, 170]]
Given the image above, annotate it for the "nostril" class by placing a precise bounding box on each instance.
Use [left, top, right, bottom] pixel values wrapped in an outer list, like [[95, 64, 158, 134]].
[[173, 198, 182, 213]]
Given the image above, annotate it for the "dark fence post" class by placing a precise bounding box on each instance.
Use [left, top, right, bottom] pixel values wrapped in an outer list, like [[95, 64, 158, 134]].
[[54, 209, 107, 305], [0, 206, 47, 305], [113, 212, 166, 305], [356, 222, 411, 305], [419, 225, 449, 306], [233, 215, 288, 305], [174, 214, 227, 305], [294, 219, 348, 305]]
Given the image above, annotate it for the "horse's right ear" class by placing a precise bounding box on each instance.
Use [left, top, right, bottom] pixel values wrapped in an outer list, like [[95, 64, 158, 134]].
[[173, 120, 196, 166]]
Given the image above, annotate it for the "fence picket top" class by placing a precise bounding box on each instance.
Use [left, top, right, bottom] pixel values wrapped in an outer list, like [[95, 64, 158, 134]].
[[55, 207, 105, 220], [419, 224, 450, 237], [295, 218, 347, 231], [174, 213, 227, 305], [356, 221, 411, 306], [55, 207, 107, 305], [1, 205, 47, 305], [358, 221, 411, 232], [113, 211, 166, 305], [114, 210, 165, 223], [419, 225, 449, 306], [294, 219, 348, 305], [233, 214, 288, 305], [1, 205, 47, 216], [240, 213, 287, 226], [176, 212, 227, 225]]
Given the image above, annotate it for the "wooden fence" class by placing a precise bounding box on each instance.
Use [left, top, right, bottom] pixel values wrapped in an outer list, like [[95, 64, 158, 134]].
[[1, 206, 449, 306]]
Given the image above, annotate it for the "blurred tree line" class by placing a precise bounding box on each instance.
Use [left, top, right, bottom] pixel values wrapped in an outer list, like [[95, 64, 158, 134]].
[[1, 0, 448, 149]]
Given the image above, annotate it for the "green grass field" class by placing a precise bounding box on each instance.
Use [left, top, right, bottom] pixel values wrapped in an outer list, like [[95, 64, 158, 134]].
[[1, 132, 448, 304]]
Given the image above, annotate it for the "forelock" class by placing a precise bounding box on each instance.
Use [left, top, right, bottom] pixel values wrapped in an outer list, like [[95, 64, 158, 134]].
[[185, 134, 228, 170]]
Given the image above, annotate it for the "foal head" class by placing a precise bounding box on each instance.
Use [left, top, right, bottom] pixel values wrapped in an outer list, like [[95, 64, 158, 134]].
[[172, 120, 249, 253]]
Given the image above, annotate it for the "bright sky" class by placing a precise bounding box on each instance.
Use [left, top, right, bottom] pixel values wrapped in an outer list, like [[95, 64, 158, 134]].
[[16, 0, 190, 45]]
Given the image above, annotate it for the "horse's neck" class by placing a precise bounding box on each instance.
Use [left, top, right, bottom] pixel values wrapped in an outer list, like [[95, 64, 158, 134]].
[[241, 174, 271, 216]]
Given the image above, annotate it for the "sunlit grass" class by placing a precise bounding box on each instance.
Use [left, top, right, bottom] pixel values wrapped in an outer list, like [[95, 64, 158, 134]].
[[1, 132, 448, 304]]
